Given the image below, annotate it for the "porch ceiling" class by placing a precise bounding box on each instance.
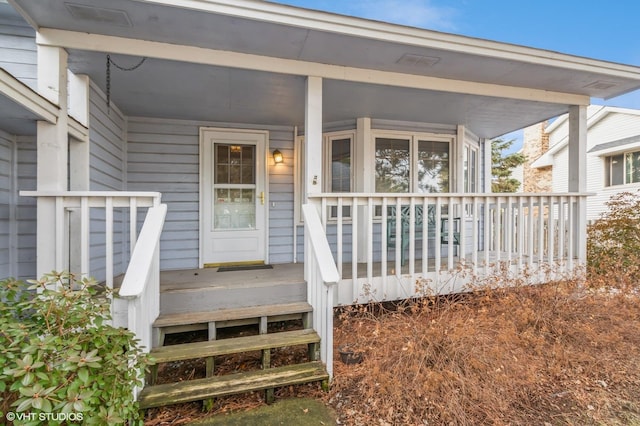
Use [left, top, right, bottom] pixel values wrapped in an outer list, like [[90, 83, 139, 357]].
[[10, 0, 640, 138], [65, 50, 571, 138], [0, 93, 39, 134]]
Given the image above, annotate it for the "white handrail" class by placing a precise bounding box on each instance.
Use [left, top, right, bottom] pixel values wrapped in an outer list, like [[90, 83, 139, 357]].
[[302, 203, 340, 379], [119, 204, 167, 298]]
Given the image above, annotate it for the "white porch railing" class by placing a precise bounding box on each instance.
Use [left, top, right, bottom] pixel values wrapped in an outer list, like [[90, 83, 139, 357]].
[[19, 191, 165, 350], [308, 193, 588, 305], [118, 204, 167, 352], [302, 203, 340, 379]]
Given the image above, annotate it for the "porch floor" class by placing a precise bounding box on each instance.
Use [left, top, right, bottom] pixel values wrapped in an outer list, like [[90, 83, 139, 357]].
[[159, 263, 305, 292]]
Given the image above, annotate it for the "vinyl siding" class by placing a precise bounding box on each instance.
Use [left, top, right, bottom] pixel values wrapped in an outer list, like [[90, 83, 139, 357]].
[[585, 112, 640, 221], [88, 84, 127, 281], [549, 110, 640, 221], [16, 136, 36, 279], [126, 117, 295, 270], [0, 14, 37, 90], [0, 131, 14, 278]]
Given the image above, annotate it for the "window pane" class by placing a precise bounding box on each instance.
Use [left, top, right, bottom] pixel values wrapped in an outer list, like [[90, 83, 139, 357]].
[[471, 149, 477, 192], [331, 138, 351, 192], [417, 140, 449, 192], [375, 138, 410, 192], [626, 151, 640, 184], [610, 154, 624, 185]]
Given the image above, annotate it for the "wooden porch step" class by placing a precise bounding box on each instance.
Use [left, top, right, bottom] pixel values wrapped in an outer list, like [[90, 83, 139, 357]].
[[139, 361, 329, 409], [151, 329, 320, 364], [153, 301, 313, 329]]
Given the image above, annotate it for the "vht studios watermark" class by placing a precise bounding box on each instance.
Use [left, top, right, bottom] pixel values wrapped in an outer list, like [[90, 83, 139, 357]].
[[5, 411, 84, 423]]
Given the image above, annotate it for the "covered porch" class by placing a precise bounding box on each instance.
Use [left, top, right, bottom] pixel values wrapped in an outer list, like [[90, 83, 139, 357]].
[[7, 0, 640, 408]]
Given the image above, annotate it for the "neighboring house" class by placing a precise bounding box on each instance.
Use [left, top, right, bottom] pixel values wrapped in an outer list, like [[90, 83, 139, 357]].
[[531, 105, 640, 221], [3, 0, 640, 408]]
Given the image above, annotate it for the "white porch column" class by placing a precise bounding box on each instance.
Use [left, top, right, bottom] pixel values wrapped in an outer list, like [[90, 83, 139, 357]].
[[454, 125, 466, 193], [68, 73, 91, 274], [356, 117, 372, 262], [482, 138, 492, 193], [304, 76, 323, 201], [304, 76, 322, 283], [568, 105, 588, 263], [36, 45, 69, 277]]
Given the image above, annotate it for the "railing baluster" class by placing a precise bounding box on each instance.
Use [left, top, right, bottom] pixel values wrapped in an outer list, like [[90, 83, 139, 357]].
[[409, 197, 416, 276], [567, 195, 575, 271], [106, 197, 114, 290], [394, 197, 402, 277], [422, 197, 429, 277], [435, 197, 442, 279], [517, 196, 524, 270], [367, 197, 373, 287], [130, 197, 138, 255], [548, 196, 555, 265], [381, 197, 388, 296], [55, 196, 65, 271], [472, 196, 478, 274], [337, 197, 343, 279], [538, 196, 545, 266], [351, 196, 358, 302], [80, 196, 89, 278]]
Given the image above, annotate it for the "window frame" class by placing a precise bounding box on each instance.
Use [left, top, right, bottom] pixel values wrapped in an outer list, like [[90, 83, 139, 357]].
[[605, 149, 640, 187], [372, 130, 453, 193], [323, 131, 356, 193]]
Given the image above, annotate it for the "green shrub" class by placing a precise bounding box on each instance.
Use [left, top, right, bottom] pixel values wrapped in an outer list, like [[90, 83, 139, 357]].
[[0, 271, 151, 425], [587, 191, 640, 288]]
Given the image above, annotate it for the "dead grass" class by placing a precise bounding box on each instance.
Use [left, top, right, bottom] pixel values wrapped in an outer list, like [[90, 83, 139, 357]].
[[328, 275, 640, 425]]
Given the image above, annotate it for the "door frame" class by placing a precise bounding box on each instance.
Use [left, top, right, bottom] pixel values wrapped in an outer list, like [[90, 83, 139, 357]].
[[198, 127, 270, 268]]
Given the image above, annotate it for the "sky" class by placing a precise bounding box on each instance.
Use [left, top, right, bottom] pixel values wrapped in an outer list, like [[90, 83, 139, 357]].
[[274, 0, 640, 149]]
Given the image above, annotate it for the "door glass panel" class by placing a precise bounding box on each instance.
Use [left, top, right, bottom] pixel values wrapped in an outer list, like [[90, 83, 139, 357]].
[[213, 144, 257, 230]]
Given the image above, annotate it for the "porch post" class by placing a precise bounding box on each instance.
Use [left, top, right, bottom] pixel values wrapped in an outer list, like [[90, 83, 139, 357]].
[[568, 105, 587, 263], [304, 76, 323, 201], [482, 138, 492, 193], [304, 76, 323, 283], [36, 45, 69, 277], [68, 73, 91, 274], [356, 117, 372, 263]]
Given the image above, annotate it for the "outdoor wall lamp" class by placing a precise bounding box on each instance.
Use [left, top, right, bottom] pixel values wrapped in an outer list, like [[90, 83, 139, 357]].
[[273, 149, 283, 164]]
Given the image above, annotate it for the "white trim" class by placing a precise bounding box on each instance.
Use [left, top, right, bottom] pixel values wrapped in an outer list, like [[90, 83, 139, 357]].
[[323, 130, 356, 193], [123, 0, 640, 84], [37, 29, 590, 106], [0, 68, 58, 124]]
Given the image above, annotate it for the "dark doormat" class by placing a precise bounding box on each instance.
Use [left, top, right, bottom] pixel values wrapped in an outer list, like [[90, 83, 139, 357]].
[[217, 264, 274, 272]]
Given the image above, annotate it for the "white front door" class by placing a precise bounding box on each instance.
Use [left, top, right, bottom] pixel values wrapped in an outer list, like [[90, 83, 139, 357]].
[[200, 129, 268, 265]]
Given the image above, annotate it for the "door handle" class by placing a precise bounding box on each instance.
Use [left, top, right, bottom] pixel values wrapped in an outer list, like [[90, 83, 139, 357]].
[[259, 191, 265, 205]]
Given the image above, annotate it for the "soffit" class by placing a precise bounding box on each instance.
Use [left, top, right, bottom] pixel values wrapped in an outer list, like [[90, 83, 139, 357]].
[[10, 0, 640, 99]]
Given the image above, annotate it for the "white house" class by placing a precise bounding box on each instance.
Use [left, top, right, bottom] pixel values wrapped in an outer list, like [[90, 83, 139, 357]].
[[3, 0, 640, 410], [532, 105, 640, 221]]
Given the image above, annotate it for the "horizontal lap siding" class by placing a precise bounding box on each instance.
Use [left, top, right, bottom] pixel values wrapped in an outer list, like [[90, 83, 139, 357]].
[[16, 136, 36, 279], [89, 85, 127, 281], [0, 131, 13, 278], [126, 118, 295, 269], [0, 17, 37, 90]]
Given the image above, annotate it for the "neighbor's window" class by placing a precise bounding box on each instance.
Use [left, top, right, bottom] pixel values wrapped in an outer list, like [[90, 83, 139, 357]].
[[606, 150, 640, 186]]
